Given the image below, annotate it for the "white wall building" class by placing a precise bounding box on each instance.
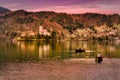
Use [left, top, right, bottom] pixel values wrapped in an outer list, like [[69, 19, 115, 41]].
[[39, 25, 50, 36]]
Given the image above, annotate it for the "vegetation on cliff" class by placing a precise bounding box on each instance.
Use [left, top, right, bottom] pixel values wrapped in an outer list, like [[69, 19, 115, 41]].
[[0, 7, 120, 41]]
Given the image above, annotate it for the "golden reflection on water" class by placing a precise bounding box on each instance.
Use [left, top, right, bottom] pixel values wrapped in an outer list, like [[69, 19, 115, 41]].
[[14, 40, 120, 59], [0, 40, 120, 64], [17, 42, 36, 52], [39, 45, 50, 59]]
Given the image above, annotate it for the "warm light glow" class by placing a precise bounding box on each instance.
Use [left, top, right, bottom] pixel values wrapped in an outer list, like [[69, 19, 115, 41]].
[[39, 44, 50, 59]]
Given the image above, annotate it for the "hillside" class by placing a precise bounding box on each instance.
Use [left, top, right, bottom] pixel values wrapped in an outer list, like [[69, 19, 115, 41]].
[[0, 6, 11, 12], [0, 7, 120, 41], [0, 6, 11, 16]]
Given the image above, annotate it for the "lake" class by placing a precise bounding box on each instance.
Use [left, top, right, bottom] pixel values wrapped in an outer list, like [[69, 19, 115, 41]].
[[0, 40, 120, 64]]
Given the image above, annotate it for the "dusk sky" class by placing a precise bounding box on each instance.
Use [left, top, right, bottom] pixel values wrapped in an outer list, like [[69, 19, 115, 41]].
[[0, 0, 120, 14]]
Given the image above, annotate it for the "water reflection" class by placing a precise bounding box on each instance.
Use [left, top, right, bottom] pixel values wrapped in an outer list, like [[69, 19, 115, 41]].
[[39, 44, 50, 59], [0, 40, 120, 64], [16, 41, 36, 53]]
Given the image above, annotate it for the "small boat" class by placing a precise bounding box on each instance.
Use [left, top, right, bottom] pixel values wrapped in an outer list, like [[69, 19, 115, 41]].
[[75, 48, 85, 53]]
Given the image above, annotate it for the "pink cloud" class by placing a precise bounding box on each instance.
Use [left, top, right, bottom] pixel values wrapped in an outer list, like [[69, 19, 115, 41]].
[[0, 0, 120, 14], [30, 4, 120, 14]]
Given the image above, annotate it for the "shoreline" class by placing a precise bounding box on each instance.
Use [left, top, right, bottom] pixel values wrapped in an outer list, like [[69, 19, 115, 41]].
[[0, 58, 120, 80]]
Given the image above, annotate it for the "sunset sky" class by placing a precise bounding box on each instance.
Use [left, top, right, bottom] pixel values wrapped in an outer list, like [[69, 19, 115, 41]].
[[0, 0, 120, 14]]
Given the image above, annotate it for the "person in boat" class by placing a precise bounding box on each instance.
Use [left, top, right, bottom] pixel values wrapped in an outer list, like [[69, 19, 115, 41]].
[[79, 48, 82, 50], [75, 48, 85, 53], [95, 52, 103, 63]]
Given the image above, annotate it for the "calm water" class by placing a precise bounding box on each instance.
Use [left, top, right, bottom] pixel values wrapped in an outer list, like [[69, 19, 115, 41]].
[[0, 40, 120, 64]]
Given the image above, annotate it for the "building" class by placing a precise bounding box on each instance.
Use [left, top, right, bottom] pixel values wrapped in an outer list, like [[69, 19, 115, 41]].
[[39, 25, 50, 36], [21, 31, 35, 37]]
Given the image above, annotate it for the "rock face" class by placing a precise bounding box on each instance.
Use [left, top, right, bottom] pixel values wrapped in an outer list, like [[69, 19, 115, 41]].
[[0, 7, 120, 40]]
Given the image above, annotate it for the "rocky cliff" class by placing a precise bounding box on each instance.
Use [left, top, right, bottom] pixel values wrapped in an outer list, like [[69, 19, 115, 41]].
[[0, 7, 120, 40]]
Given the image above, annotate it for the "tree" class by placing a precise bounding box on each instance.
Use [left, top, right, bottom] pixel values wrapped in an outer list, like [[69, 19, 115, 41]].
[[51, 31, 57, 39]]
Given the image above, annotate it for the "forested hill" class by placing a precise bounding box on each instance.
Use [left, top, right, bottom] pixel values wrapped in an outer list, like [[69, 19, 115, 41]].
[[0, 7, 120, 40]]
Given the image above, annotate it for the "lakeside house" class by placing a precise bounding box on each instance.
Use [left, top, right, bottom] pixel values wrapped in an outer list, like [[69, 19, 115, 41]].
[[17, 30, 35, 40], [21, 31, 35, 37], [39, 25, 50, 36], [17, 25, 51, 40]]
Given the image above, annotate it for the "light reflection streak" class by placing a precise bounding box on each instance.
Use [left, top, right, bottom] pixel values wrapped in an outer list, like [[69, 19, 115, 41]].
[[39, 44, 50, 59]]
